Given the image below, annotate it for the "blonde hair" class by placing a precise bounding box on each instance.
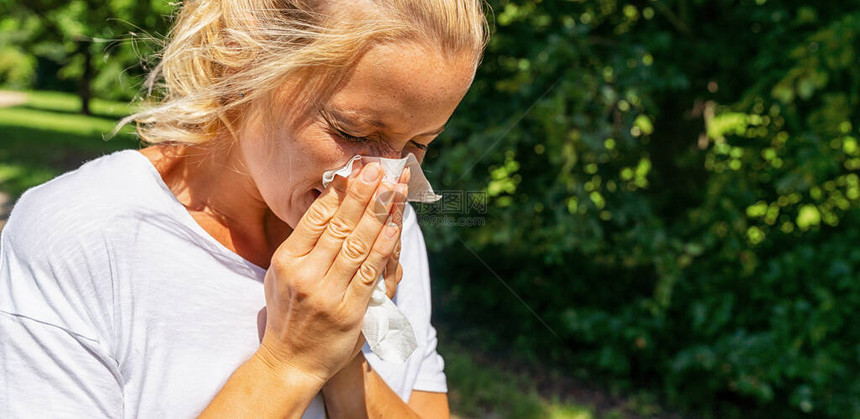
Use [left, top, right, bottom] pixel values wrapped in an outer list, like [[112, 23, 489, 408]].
[[122, 0, 490, 145]]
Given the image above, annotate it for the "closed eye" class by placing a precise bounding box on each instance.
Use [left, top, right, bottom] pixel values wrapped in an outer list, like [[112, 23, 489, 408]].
[[334, 128, 371, 144], [334, 127, 429, 152], [319, 104, 433, 153]]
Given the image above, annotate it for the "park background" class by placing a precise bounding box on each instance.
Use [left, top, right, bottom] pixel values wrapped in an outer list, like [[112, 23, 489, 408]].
[[1, 0, 858, 417]]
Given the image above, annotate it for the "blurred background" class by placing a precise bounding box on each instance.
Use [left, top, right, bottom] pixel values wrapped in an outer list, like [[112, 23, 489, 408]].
[[1, 0, 859, 417]]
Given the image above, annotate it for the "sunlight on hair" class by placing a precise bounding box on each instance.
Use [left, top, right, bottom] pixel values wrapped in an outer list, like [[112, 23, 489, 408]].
[[117, 0, 490, 145]]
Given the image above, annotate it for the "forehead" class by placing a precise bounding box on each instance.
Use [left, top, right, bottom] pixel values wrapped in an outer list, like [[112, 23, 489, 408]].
[[325, 41, 476, 134]]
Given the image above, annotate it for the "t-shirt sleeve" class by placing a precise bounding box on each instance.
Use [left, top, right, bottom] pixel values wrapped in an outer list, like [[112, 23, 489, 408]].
[[0, 185, 123, 417], [411, 322, 447, 393], [0, 311, 123, 418], [399, 204, 448, 394]]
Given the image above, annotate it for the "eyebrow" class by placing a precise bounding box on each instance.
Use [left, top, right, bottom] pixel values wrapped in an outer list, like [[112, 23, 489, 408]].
[[321, 104, 446, 137]]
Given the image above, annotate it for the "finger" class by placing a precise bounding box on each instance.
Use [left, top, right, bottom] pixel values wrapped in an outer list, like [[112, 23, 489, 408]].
[[343, 220, 400, 307], [398, 166, 411, 184], [390, 183, 407, 227], [324, 181, 397, 286], [392, 237, 402, 263], [383, 240, 399, 298], [311, 163, 387, 266], [383, 256, 402, 300], [279, 168, 357, 257], [394, 263, 404, 297], [383, 187, 406, 299]]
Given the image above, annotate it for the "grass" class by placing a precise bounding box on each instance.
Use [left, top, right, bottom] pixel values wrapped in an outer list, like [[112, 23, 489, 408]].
[[0, 90, 138, 197], [438, 332, 673, 419], [441, 341, 596, 419]]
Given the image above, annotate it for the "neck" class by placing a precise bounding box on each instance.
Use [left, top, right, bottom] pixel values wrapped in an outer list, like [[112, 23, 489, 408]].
[[140, 142, 292, 269]]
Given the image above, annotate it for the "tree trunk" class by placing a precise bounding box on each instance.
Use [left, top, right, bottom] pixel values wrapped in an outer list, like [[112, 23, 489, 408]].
[[78, 39, 92, 116]]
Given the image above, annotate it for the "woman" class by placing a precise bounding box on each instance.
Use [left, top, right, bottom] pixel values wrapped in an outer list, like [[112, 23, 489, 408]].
[[0, 0, 487, 417]]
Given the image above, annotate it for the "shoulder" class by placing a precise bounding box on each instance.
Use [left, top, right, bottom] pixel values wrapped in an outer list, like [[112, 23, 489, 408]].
[[11, 149, 158, 216], [3, 150, 160, 249], [0, 150, 155, 341]]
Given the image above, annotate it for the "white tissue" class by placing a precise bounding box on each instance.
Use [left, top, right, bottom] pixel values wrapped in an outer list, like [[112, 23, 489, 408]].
[[322, 154, 442, 203], [321, 154, 440, 363]]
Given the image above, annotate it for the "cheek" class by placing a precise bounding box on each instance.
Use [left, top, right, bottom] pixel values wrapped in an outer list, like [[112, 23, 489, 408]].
[[239, 124, 355, 227], [238, 131, 299, 216]]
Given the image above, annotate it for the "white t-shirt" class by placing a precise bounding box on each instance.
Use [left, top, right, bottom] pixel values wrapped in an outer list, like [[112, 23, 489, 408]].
[[0, 150, 446, 418]]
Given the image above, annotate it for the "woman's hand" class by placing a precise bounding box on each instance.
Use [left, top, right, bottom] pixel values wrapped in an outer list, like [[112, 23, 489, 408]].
[[382, 166, 410, 301], [254, 162, 408, 387]]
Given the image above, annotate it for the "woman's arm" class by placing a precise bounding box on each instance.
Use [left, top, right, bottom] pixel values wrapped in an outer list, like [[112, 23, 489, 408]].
[[198, 348, 326, 418], [321, 353, 449, 419], [409, 391, 450, 419]]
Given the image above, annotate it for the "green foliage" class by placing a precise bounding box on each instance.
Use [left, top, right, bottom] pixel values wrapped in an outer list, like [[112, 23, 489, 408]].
[[0, 48, 36, 88], [0, 0, 173, 104], [422, 0, 860, 416]]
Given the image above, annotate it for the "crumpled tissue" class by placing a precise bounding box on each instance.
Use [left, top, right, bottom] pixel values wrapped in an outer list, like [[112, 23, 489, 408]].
[[322, 154, 442, 203], [321, 153, 441, 363]]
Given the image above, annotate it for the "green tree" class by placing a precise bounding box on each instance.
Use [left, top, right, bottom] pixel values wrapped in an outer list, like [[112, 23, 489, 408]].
[[422, 1, 860, 416], [0, 0, 171, 114]]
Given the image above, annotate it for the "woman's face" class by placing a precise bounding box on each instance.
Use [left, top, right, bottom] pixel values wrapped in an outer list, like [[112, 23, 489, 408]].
[[238, 41, 477, 228]]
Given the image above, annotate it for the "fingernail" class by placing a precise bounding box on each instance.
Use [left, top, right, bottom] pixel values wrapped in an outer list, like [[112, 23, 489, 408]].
[[362, 163, 380, 183], [384, 223, 398, 238], [402, 167, 411, 184], [350, 162, 362, 178], [395, 183, 408, 200]]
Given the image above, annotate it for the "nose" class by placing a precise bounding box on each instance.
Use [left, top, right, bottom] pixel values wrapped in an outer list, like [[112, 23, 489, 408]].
[[384, 149, 405, 160]]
